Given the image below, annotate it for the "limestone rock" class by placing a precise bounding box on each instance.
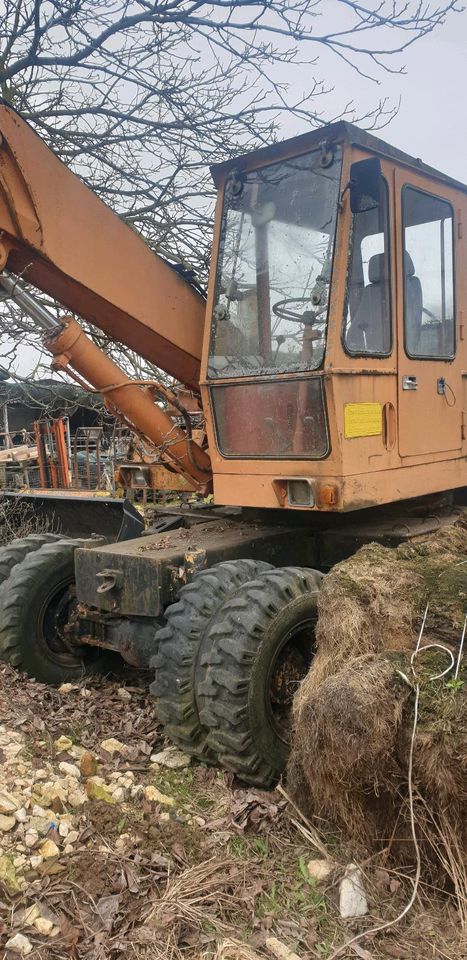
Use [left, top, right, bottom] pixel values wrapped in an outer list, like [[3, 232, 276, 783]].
[[24, 829, 39, 848], [54, 736, 73, 752], [0, 790, 18, 814], [39, 839, 60, 860], [339, 863, 368, 919], [0, 854, 21, 893], [265, 937, 301, 960], [150, 746, 191, 770], [110, 787, 125, 803], [28, 816, 54, 836], [307, 859, 335, 882], [34, 916, 54, 935], [80, 752, 98, 778], [3, 743, 22, 759], [0, 814, 16, 832], [5, 933, 33, 955], [67, 787, 88, 807], [23, 903, 41, 926], [86, 779, 116, 804], [144, 785, 175, 807], [59, 761, 81, 778], [39, 782, 67, 806], [100, 738, 125, 755]]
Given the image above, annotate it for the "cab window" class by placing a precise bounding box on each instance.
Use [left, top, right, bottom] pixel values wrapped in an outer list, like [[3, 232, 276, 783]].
[[402, 187, 455, 359], [343, 178, 391, 357]]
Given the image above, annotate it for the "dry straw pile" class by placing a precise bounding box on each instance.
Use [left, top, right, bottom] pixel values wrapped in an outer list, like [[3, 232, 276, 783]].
[[288, 511, 466, 916]]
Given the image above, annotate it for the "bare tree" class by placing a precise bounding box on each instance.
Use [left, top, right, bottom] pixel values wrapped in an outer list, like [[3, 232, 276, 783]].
[[0, 0, 462, 381]]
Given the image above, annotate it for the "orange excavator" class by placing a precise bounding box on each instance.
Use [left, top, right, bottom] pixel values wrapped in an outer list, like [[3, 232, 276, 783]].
[[0, 101, 464, 784]]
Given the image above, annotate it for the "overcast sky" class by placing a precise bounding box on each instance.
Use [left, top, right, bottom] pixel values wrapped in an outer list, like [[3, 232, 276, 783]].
[[282, 5, 467, 183], [3, 3, 467, 378]]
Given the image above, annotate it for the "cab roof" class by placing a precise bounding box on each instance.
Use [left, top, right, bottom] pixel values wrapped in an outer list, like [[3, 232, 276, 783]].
[[210, 121, 467, 197]]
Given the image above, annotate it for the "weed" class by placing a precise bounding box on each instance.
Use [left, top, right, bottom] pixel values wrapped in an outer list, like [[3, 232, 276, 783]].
[[196, 794, 215, 812], [316, 941, 331, 957], [251, 837, 269, 857], [152, 768, 194, 809], [229, 836, 249, 859], [256, 863, 326, 920], [229, 836, 269, 861]]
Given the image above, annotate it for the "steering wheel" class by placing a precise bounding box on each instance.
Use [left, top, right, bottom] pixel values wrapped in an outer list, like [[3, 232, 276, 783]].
[[272, 298, 324, 324]]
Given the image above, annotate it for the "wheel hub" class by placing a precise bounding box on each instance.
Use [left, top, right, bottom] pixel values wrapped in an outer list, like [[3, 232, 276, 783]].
[[267, 619, 315, 744], [270, 646, 307, 706], [39, 581, 83, 663]]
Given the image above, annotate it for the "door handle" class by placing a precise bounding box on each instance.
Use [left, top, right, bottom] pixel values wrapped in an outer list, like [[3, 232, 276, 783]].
[[402, 375, 417, 391]]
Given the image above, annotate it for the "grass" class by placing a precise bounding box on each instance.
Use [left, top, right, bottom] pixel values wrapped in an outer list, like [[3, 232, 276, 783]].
[[229, 836, 269, 860], [256, 857, 327, 921]]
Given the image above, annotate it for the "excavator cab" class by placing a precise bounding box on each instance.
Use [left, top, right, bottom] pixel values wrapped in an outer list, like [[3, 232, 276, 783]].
[[203, 123, 464, 512]]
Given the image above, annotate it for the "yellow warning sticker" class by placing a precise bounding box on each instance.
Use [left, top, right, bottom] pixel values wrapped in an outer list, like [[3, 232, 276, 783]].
[[344, 402, 383, 439]]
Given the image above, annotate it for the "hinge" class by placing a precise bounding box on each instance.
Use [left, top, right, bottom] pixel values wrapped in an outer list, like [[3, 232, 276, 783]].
[[462, 411, 466, 442], [458, 210, 463, 239]]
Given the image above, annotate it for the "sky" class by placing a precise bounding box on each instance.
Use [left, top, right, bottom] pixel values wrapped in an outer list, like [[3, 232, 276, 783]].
[[3, 2, 467, 377], [285, 5, 467, 184]]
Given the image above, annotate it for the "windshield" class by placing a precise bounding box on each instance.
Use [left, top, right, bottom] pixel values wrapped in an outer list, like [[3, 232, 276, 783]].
[[208, 146, 342, 379]]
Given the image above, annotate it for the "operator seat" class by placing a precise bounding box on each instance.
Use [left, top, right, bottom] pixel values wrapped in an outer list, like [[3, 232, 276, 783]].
[[403, 252, 423, 355], [347, 252, 390, 354]]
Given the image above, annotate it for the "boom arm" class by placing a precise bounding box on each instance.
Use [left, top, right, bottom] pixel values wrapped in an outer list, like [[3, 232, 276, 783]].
[[0, 102, 205, 390]]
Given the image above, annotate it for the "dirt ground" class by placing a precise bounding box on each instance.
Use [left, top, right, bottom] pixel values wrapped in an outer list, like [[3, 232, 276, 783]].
[[0, 662, 464, 960]]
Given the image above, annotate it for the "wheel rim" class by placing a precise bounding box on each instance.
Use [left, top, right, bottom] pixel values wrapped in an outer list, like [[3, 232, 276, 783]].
[[37, 575, 83, 666], [266, 616, 316, 745]]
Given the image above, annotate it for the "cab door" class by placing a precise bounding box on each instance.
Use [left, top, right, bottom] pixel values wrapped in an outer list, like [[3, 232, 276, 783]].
[[395, 174, 462, 457]]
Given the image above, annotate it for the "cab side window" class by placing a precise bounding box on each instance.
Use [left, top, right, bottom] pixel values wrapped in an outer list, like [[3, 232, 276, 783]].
[[344, 179, 391, 357], [402, 187, 455, 359]]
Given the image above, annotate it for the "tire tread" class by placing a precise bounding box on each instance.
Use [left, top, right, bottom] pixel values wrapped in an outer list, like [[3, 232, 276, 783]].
[[150, 559, 272, 760], [198, 567, 322, 786]]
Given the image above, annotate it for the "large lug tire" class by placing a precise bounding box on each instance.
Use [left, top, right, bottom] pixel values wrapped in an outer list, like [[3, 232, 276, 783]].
[[0, 540, 119, 683], [198, 566, 323, 787], [150, 559, 273, 760], [0, 533, 63, 586]]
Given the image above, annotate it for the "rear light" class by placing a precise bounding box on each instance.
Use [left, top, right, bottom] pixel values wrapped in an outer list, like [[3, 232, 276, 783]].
[[287, 479, 315, 507], [317, 482, 339, 507], [273, 477, 340, 508]]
